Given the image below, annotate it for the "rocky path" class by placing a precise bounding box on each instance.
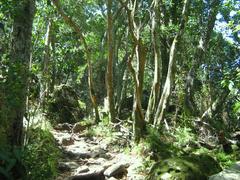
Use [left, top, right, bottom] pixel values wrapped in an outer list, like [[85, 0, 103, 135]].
[[52, 123, 146, 180]]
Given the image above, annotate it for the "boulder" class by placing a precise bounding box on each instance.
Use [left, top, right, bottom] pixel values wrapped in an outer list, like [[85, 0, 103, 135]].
[[47, 84, 85, 124], [104, 162, 129, 178], [209, 161, 240, 180], [147, 154, 221, 180]]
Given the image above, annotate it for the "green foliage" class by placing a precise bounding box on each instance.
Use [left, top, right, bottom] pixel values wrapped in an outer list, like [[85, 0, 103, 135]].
[[144, 127, 178, 159], [0, 147, 25, 179], [215, 151, 237, 168], [23, 128, 60, 180], [173, 127, 196, 148]]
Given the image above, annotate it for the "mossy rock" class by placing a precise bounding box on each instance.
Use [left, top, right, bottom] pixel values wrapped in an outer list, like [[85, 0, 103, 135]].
[[147, 154, 222, 180], [47, 84, 85, 124]]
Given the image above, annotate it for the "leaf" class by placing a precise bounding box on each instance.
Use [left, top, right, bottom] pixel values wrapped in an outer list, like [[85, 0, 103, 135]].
[[233, 102, 240, 113]]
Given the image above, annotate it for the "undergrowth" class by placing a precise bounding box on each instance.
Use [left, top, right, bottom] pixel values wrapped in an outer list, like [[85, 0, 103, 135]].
[[23, 127, 60, 180]]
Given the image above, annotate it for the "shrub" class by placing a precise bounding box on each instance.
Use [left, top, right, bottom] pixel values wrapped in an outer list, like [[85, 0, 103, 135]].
[[23, 128, 60, 180]]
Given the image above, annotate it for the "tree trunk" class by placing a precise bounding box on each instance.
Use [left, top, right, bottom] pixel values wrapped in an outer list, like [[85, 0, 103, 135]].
[[107, 0, 116, 123], [40, 19, 52, 110], [117, 67, 128, 115], [6, 0, 35, 146], [145, 0, 161, 123], [132, 40, 147, 142], [154, 0, 190, 127], [119, 0, 147, 142], [128, 43, 146, 142]]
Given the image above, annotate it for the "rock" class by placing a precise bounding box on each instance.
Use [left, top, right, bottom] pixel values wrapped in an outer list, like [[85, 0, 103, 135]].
[[69, 168, 105, 180], [65, 162, 79, 169], [61, 137, 74, 146], [64, 150, 92, 159], [74, 166, 90, 174], [54, 123, 73, 132], [147, 154, 221, 180], [47, 84, 85, 124], [69, 172, 105, 180], [58, 161, 79, 172], [230, 161, 240, 171], [58, 162, 71, 172], [91, 147, 107, 158], [209, 162, 240, 180], [104, 163, 128, 177], [232, 131, 240, 141], [72, 122, 87, 134], [106, 177, 117, 180]]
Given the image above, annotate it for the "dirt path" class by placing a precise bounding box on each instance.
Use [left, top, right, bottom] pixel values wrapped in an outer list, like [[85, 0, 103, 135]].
[[52, 123, 146, 180]]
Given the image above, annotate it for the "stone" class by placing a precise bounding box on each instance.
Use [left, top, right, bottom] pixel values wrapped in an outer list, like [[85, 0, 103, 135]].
[[58, 162, 71, 172], [104, 163, 128, 177], [209, 162, 240, 180], [147, 154, 221, 180], [54, 123, 73, 132], [58, 161, 79, 172], [69, 172, 105, 180], [69, 167, 105, 180], [47, 84, 85, 123], [74, 166, 90, 174], [61, 137, 74, 146], [64, 162, 79, 169], [64, 150, 92, 159], [72, 122, 87, 134], [230, 161, 240, 171], [106, 177, 117, 180]]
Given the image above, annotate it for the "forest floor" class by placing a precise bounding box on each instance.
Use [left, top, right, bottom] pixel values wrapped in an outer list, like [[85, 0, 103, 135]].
[[52, 122, 146, 180]]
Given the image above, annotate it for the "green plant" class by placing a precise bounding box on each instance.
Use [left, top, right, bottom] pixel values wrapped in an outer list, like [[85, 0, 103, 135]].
[[23, 128, 60, 180], [0, 147, 25, 179], [215, 151, 236, 168], [173, 127, 196, 148]]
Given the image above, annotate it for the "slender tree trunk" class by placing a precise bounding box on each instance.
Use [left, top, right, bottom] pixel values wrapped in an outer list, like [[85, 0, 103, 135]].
[[117, 67, 128, 115], [6, 0, 35, 146], [51, 0, 100, 123], [145, 0, 161, 123], [154, 0, 190, 127], [40, 19, 52, 110], [107, 0, 116, 123], [132, 40, 147, 142], [120, 0, 147, 142], [128, 45, 145, 143], [115, 52, 128, 112]]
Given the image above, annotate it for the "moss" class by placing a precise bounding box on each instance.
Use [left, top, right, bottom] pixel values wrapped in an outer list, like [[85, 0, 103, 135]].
[[147, 154, 222, 180]]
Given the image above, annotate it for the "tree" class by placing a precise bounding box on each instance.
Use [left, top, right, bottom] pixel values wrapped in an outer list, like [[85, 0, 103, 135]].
[[120, 0, 149, 142], [106, 0, 116, 123], [154, 0, 191, 126], [5, 0, 36, 146]]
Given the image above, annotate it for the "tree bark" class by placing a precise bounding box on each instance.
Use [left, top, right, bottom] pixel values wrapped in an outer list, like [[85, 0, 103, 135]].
[[120, 0, 147, 142], [6, 0, 35, 146], [107, 0, 116, 123], [145, 0, 161, 124], [40, 19, 52, 110], [154, 0, 190, 127]]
